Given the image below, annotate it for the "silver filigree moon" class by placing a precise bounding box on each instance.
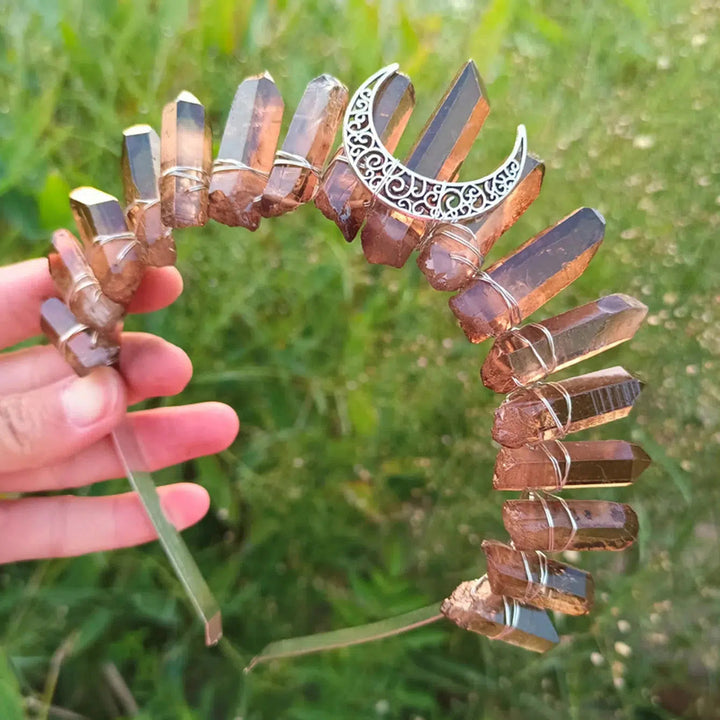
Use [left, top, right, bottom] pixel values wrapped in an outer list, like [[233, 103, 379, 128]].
[[342, 63, 527, 223]]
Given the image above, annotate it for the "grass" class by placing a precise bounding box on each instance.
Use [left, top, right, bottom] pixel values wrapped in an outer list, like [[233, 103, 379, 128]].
[[1, 0, 719, 717]]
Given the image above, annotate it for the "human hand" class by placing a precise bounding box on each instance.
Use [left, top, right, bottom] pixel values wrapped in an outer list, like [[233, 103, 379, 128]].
[[0, 258, 239, 563]]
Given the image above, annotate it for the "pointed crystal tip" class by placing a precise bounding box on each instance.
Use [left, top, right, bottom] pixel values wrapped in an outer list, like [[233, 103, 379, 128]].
[[70, 186, 118, 205], [123, 123, 154, 137], [175, 89, 202, 104]]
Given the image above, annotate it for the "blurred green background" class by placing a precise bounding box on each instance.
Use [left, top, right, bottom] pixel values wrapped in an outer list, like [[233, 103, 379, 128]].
[[1, 0, 719, 718]]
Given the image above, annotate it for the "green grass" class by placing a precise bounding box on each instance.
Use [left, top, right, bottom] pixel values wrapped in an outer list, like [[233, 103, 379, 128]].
[[1, 0, 719, 717]]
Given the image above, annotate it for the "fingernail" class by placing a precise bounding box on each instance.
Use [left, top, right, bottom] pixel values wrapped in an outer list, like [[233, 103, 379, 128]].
[[62, 368, 121, 427]]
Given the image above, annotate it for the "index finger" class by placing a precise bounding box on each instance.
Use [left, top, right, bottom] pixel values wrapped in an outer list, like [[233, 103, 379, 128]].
[[0, 259, 183, 350]]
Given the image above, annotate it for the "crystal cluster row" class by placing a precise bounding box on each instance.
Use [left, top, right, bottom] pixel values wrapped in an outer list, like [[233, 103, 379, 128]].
[[40, 62, 651, 654]]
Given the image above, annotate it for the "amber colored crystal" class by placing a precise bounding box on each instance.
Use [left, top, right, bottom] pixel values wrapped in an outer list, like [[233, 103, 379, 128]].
[[260, 75, 348, 217], [493, 440, 652, 491], [503, 499, 639, 552], [441, 578, 559, 653], [483, 540, 594, 616], [209, 72, 284, 229], [40, 298, 119, 376], [492, 366, 644, 448], [417, 155, 545, 291], [160, 90, 212, 228], [121, 124, 176, 266], [48, 229, 124, 334], [361, 61, 490, 268], [314, 72, 415, 241], [69, 187, 146, 306], [482, 294, 648, 393], [450, 207, 605, 343]]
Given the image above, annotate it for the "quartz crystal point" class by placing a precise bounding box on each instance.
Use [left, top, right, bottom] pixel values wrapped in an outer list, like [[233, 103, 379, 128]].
[[483, 540, 594, 616], [503, 499, 639, 552], [48, 229, 124, 334], [260, 75, 348, 217], [160, 90, 212, 228], [417, 155, 545, 291], [493, 440, 652, 491], [450, 207, 605, 343], [121, 124, 176, 266], [441, 578, 559, 653], [69, 187, 145, 306], [361, 61, 490, 268], [482, 293, 648, 393], [314, 72, 415, 241], [40, 297, 119, 376], [209, 72, 284, 229], [492, 366, 644, 448]]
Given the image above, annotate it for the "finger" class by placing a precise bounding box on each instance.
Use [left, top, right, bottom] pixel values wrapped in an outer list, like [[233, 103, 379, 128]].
[[0, 366, 126, 473], [0, 258, 55, 349], [0, 259, 182, 350], [0, 333, 192, 403], [0, 402, 239, 492], [0, 482, 210, 563], [126, 266, 183, 314]]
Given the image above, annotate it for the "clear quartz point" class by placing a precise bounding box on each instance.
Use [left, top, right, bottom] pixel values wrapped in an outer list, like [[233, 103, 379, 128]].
[[160, 90, 212, 228], [483, 539, 594, 616], [209, 72, 284, 229], [450, 207, 605, 343], [260, 74, 348, 217], [70, 186, 146, 306], [122, 124, 176, 266], [441, 577, 559, 653], [492, 366, 644, 448]]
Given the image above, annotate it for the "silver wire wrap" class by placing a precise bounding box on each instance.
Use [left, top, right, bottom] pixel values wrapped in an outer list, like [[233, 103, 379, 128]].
[[539, 439, 572, 490], [124, 198, 173, 239], [529, 490, 578, 552], [508, 322, 558, 388], [273, 150, 322, 178], [471, 575, 521, 641], [124, 197, 160, 215], [57, 322, 90, 355], [93, 231, 137, 248], [475, 271, 523, 328], [212, 157, 269, 179], [532, 381, 573, 438], [423, 222, 484, 271], [520, 549, 549, 601], [66, 271, 98, 307], [160, 165, 209, 192]]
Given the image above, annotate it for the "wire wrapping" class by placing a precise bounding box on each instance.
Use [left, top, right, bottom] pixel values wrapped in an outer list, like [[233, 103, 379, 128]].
[[160, 165, 209, 192], [475, 271, 523, 328], [273, 149, 322, 177], [507, 322, 558, 387], [212, 157, 270, 179], [56, 322, 90, 355], [539, 439, 572, 490]]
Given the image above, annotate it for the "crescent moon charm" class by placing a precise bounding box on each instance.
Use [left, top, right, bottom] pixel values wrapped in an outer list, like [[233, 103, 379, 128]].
[[342, 64, 527, 223]]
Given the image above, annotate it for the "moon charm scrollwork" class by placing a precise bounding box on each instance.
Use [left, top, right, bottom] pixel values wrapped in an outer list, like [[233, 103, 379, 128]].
[[342, 64, 527, 223]]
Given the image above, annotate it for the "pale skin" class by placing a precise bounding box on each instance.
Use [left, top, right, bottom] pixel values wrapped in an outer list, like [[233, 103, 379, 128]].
[[0, 258, 240, 563]]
